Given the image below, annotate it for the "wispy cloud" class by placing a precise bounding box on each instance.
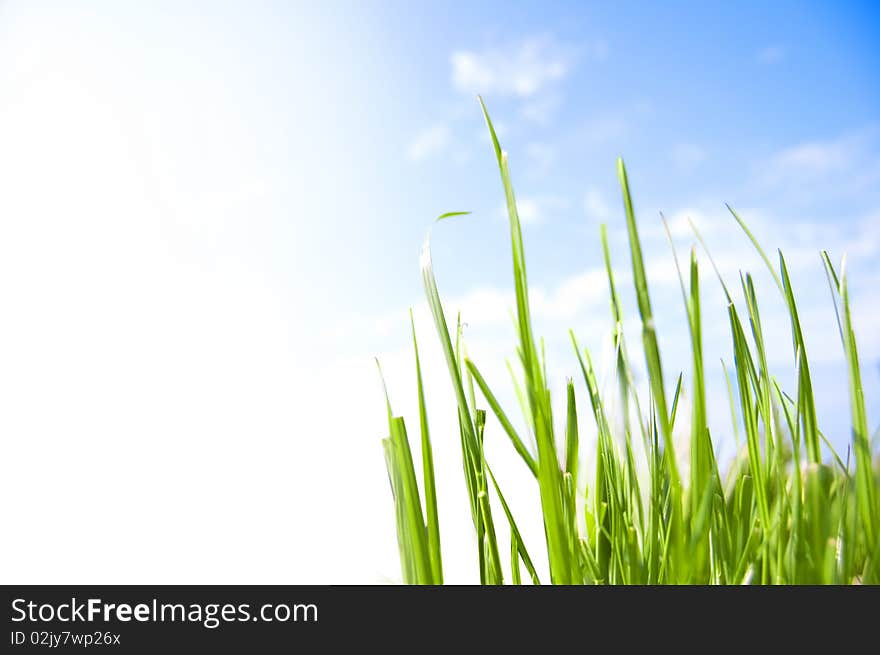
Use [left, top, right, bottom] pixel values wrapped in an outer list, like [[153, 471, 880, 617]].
[[577, 114, 629, 144], [498, 194, 569, 226], [524, 141, 557, 172], [450, 35, 576, 98], [583, 188, 612, 222], [520, 93, 562, 124], [406, 123, 450, 162], [757, 45, 786, 63], [372, 266, 608, 340], [661, 207, 710, 239], [531, 269, 607, 321], [769, 137, 853, 175], [670, 143, 707, 170], [753, 127, 880, 198]]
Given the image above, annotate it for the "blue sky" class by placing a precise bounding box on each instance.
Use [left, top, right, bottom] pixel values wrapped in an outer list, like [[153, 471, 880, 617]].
[[0, 1, 878, 583], [359, 0, 880, 456], [343, 0, 880, 310]]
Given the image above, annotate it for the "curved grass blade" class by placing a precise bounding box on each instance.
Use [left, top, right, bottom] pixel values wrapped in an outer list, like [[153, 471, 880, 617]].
[[420, 214, 503, 583]]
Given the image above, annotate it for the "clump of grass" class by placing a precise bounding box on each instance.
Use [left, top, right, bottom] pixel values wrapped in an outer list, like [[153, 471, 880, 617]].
[[379, 98, 879, 584]]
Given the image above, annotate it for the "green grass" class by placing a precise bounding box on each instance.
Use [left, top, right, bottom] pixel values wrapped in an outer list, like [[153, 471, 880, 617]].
[[379, 98, 880, 585]]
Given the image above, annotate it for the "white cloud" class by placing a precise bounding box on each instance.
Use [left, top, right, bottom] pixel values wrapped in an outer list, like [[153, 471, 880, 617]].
[[406, 123, 450, 161], [524, 141, 557, 171], [373, 265, 609, 342], [770, 139, 851, 176], [670, 143, 707, 170], [498, 194, 569, 226], [451, 36, 575, 98], [757, 129, 879, 187], [439, 286, 516, 328], [584, 188, 612, 222], [520, 94, 562, 124], [513, 197, 541, 224], [661, 207, 712, 239], [531, 269, 607, 321], [751, 129, 880, 210]]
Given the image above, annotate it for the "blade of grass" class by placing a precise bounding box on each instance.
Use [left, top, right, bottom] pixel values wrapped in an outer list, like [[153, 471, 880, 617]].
[[619, 161, 678, 486], [410, 309, 442, 583], [487, 465, 541, 585], [466, 358, 538, 477], [420, 213, 503, 583], [824, 254, 877, 552], [480, 95, 572, 583]]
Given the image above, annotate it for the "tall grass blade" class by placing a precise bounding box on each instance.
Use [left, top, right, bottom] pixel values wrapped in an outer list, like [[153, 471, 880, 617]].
[[479, 95, 572, 584], [410, 309, 442, 583]]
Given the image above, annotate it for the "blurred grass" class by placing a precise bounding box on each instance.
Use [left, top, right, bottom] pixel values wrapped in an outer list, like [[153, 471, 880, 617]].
[[379, 98, 879, 585]]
